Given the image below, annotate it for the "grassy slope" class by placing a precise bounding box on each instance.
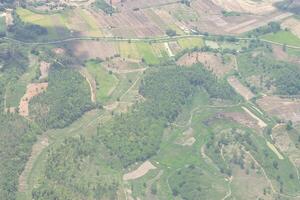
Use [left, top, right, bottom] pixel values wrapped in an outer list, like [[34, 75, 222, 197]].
[[261, 31, 300, 47], [85, 60, 118, 102]]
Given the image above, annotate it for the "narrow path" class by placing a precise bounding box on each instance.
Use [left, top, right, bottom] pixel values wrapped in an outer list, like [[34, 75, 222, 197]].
[[18, 136, 49, 193], [79, 68, 96, 103], [221, 177, 233, 200], [145, 170, 163, 200], [17, 64, 146, 194], [241, 145, 300, 199]]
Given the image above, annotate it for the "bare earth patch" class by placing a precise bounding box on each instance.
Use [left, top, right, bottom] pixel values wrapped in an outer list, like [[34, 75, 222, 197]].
[[282, 17, 300, 38], [257, 96, 300, 123], [227, 76, 255, 101], [242, 107, 267, 128], [175, 127, 196, 146], [177, 52, 234, 77], [19, 83, 48, 117], [39, 61, 51, 80], [211, 0, 279, 14], [266, 141, 284, 160], [123, 161, 156, 181], [222, 112, 261, 131]]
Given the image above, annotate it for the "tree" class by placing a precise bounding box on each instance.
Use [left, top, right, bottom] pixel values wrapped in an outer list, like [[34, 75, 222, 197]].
[[286, 120, 293, 131], [166, 29, 176, 37]]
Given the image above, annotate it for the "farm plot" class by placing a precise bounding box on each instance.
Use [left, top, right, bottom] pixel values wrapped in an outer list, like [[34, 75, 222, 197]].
[[257, 96, 300, 123], [112, 0, 179, 11], [282, 17, 300, 38], [210, 0, 279, 14], [136, 42, 160, 65], [72, 40, 118, 60], [187, 0, 291, 35], [118, 42, 140, 60], [227, 76, 255, 100], [262, 30, 300, 47], [16, 8, 71, 38], [177, 52, 235, 77], [61, 8, 103, 37], [177, 38, 204, 49], [85, 60, 119, 102]]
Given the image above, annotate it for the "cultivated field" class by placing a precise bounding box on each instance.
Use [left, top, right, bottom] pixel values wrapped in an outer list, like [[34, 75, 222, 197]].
[[177, 52, 235, 77], [257, 96, 300, 123]]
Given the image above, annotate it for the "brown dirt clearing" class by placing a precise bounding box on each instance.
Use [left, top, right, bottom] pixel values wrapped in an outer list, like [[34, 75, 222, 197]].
[[177, 52, 235, 77], [19, 83, 48, 117], [123, 161, 157, 181]]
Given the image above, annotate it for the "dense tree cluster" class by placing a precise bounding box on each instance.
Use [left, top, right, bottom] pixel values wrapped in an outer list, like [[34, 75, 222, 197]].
[[8, 11, 48, 41], [274, 0, 300, 15], [247, 22, 281, 37], [97, 65, 237, 167], [238, 50, 300, 95], [0, 114, 40, 200], [30, 64, 95, 129], [93, 0, 114, 15], [32, 137, 119, 200]]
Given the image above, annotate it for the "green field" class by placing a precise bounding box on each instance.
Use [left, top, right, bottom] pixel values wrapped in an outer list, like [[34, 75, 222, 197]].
[[85, 60, 119, 102], [177, 37, 204, 49], [136, 42, 160, 65], [16, 7, 70, 39], [261, 30, 300, 47], [0, 16, 6, 34]]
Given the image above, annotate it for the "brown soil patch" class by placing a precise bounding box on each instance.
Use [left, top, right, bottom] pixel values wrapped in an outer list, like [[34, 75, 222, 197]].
[[177, 52, 234, 77], [19, 83, 48, 117], [272, 45, 289, 61], [282, 17, 300, 38], [257, 96, 300, 123], [72, 40, 118, 61], [227, 76, 255, 101], [222, 111, 261, 131], [52, 48, 65, 55], [175, 127, 196, 146], [39, 61, 51, 80], [18, 136, 49, 192], [102, 57, 142, 73], [211, 0, 278, 14], [123, 161, 156, 181]]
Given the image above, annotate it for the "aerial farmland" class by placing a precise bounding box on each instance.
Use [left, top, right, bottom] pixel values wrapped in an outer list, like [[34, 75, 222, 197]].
[[0, 0, 300, 200]]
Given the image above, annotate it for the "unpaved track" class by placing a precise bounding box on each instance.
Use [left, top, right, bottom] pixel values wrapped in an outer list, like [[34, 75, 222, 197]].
[[242, 106, 267, 128], [79, 68, 97, 103], [18, 136, 49, 193], [145, 170, 163, 200], [241, 145, 300, 199]]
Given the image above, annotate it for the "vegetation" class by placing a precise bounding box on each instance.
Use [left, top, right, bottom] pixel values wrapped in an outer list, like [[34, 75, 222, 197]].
[[97, 65, 237, 167], [237, 48, 300, 95], [93, 0, 114, 15], [261, 30, 300, 47], [85, 60, 119, 102], [30, 63, 94, 129], [274, 0, 300, 15]]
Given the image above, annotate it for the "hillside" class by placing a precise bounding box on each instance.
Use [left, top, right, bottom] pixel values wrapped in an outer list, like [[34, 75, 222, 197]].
[[0, 0, 300, 200]]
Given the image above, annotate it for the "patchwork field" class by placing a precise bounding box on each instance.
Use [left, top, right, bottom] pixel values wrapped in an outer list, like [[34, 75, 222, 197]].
[[4, 1, 300, 200]]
